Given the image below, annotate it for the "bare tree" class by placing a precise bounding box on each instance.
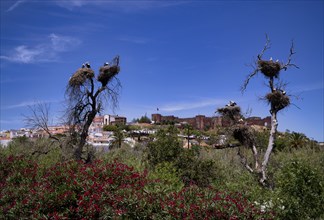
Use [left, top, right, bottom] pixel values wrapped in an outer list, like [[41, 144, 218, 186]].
[[23, 102, 67, 158], [239, 35, 298, 186], [24, 102, 62, 144], [24, 56, 121, 162], [65, 56, 121, 161]]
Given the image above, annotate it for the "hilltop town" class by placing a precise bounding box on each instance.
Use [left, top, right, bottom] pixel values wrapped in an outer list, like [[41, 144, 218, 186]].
[[0, 113, 271, 148]]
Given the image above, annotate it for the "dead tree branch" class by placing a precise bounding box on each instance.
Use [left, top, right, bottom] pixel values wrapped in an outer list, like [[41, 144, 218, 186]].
[[65, 56, 121, 162], [280, 40, 299, 71], [241, 34, 271, 92], [257, 34, 271, 61], [240, 36, 299, 187], [24, 102, 62, 147], [237, 147, 254, 173]]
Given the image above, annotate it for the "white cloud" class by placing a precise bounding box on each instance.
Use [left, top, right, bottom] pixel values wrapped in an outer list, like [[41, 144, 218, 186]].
[[55, 0, 187, 11], [55, 0, 88, 9], [293, 82, 324, 93], [2, 101, 44, 110], [49, 33, 81, 52], [1, 100, 61, 110], [118, 36, 149, 44], [0, 33, 81, 64], [160, 98, 226, 112], [0, 45, 45, 63], [6, 0, 27, 12]]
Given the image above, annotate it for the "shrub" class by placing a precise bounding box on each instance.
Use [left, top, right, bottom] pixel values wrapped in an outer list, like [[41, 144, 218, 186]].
[[275, 159, 324, 219], [103, 124, 118, 132], [103, 146, 146, 172], [157, 185, 275, 219], [0, 155, 274, 219], [177, 149, 218, 187], [147, 126, 183, 167], [146, 162, 184, 194], [0, 156, 150, 219], [1, 138, 62, 167]]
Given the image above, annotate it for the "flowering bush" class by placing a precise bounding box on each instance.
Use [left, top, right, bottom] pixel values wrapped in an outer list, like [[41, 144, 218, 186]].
[[157, 186, 275, 220], [0, 155, 274, 219]]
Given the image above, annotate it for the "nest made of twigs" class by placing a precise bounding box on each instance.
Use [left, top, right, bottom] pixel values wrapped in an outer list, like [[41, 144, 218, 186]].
[[69, 68, 95, 87], [266, 91, 290, 112], [258, 60, 281, 78], [233, 125, 255, 146], [98, 65, 120, 87], [217, 106, 242, 122]]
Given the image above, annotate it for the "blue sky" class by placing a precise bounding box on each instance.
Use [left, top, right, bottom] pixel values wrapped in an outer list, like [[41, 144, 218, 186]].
[[0, 0, 323, 141]]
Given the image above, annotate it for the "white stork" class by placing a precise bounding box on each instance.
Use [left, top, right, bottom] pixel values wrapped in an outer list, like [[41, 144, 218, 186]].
[[229, 101, 237, 106]]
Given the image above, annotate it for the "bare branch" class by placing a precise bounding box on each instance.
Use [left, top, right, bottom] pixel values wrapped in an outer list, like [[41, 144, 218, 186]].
[[257, 34, 271, 61], [31, 139, 57, 156], [243, 106, 253, 118], [241, 34, 271, 93], [64, 57, 122, 161], [102, 76, 122, 111], [23, 102, 62, 146], [280, 40, 299, 71], [238, 147, 254, 173], [213, 143, 240, 149], [241, 68, 259, 92], [24, 102, 49, 129]]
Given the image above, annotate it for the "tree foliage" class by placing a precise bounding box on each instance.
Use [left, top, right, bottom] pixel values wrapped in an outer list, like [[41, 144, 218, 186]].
[[275, 159, 324, 219], [135, 114, 152, 124], [147, 126, 182, 167], [147, 126, 219, 187]]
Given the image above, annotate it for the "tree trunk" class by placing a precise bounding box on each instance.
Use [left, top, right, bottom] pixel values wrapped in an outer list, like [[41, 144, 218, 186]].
[[260, 111, 277, 185], [252, 144, 260, 171], [74, 111, 96, 161]]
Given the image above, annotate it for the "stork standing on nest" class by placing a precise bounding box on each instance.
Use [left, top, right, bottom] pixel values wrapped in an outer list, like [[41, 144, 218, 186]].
[[85, 62, 91, 68], [280, 89, 286, 95], [226, 100, 237, 107]]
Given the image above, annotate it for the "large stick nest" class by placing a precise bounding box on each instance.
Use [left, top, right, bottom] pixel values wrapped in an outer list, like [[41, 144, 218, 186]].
[[217, 106, 242, 122], [266, 90, 290, 112], [98, 65, 120, 87], [69, 68, 95, 87], [258, 60, 281, 78], [233, 125, 255, 147]]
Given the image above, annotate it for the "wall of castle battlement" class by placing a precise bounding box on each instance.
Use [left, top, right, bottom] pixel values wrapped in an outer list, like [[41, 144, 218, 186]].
[[151, 114, 271, 130]]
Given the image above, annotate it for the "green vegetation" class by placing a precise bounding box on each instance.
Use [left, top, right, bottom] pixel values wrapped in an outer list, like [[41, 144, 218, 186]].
[[133, 114, 152, 124], [1, 126, 323, 219], [275, 159, 324, 219], [2, 37, 323, 218]]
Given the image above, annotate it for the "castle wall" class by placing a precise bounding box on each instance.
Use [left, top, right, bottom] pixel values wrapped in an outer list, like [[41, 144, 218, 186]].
[[151, 114, 271, 130]]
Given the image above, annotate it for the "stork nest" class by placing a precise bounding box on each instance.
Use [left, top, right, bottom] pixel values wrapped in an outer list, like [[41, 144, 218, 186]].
[[217, 106, 242, 122], [232, 125, 255, 147], [69, 68, 95, 87], [98, 65, 120, 87], [258, 60, 281, 78], [266, 91, 290, 112]]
